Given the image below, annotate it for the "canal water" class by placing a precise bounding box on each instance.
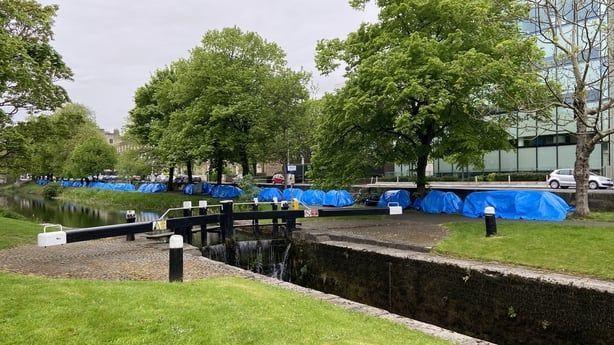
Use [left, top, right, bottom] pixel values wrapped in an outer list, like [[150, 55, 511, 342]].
[[0, 193, 161, 228]]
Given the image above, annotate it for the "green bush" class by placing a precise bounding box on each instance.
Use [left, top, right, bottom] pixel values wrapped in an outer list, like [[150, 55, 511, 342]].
[[42, 182, 62, 200]]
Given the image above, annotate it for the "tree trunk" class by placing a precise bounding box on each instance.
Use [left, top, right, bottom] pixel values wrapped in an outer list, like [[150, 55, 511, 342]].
[[167, 166, 175, 191], [415, 152, 429, 195], [186, 160, 193, 184], [216, 160, 223, 185], [239, 152, 249, 177], [573, 135, 594, 217]]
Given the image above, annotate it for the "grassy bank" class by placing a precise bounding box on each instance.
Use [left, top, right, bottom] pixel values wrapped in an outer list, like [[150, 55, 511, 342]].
[[0, 216, 42, 250], [437, 221, 614, 280], [0, 273, 448, 345]]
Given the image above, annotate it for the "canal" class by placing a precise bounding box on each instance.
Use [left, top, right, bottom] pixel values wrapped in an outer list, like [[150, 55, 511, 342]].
[[0, 193, 161, 228]]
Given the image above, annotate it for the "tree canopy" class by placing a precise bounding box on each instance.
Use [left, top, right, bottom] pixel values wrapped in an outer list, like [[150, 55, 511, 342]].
[[127, 27, 310, 184], [311, 0, 549, 190]]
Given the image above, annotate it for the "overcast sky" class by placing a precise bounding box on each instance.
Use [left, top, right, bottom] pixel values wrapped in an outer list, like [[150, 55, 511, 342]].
[[35, 0, 378, 130]]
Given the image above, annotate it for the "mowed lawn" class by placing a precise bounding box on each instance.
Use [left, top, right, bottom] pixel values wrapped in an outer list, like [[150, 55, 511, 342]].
[[0, 273, 448, 345], [0, 216, 42, 250], [437, 221, 614, 280]]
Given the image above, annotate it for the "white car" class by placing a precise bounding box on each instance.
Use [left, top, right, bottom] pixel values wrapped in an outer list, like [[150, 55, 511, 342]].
[[547, 169, 613, 189]]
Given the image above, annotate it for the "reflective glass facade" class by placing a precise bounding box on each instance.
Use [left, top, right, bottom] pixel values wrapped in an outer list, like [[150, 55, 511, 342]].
[[434, 1, 612, 176]]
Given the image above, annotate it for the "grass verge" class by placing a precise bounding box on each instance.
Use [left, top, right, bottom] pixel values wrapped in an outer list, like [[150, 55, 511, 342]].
[[580, 212, 614, 222], [437, 221, 614, 280], [0, 216, 42, 250], [0, 273, 448, 345]]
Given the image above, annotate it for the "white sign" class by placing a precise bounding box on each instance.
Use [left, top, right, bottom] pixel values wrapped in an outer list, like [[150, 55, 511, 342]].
[[287, 165, 297, 172], [304, 208, 319, 218]]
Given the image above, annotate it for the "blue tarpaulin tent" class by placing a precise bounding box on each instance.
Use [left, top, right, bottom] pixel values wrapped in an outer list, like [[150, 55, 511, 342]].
[[412, 198, 422, 211], [137, 183, 167, 193], [211, 185, 243, 199], [183, 184, 195, 195], [258, 188, 283, 202], [300, 189, 326, 206], [421, 191, 463, 214], [461, 190, 572, 221], [282, 188, 303, 202], [377, 190, 411, 209], [202, 183, 213, 195], [323, 190, 355, 207]]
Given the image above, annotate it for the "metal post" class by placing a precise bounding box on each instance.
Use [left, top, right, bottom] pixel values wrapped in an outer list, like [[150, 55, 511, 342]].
[[198, 200, 207, 246], [252, 198, 260, 238], [169, 235, 183, 282], [271, 198, 279, 238], [182, 201, 193, 244], [485, 206, 497, 237], [220, 200, 234, 241], [281, 201, 290, 237], [125, 210, 136, 241]]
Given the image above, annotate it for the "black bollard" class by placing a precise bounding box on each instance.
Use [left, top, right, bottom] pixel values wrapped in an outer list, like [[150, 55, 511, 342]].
[[280, 201, 290, 237], [182, 201, 193, 244], [125, 210, 136, 241], [485, 206, 497, 237], [198, 200, 208, 246], [169, 235, 183, 282]]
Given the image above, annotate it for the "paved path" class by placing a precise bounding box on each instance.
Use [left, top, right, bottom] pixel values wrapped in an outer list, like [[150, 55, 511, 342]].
[[300, 210, 475, 251], [0, 235, 243, 281]]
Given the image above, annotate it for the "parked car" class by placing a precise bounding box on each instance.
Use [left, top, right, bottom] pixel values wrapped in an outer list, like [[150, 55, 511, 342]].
[[272, 173, 285, 184], [547, 169, 613, 189]]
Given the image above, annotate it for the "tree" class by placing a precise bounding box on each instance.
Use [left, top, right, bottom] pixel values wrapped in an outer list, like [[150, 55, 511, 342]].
[[526, 0, 612, 216], [0, 0, 72, 176], [64, 135, 117, 177], [127, 67, 181, 190], [17, 103, 98, 177], [0, 0, 72, 117], [311, 0, 548, 191], [116, 148, 151, 178], [168, 27, 309, 183]]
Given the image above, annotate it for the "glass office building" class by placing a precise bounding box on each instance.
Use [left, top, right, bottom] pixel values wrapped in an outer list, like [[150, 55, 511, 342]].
[[434, 2, 612, 177]]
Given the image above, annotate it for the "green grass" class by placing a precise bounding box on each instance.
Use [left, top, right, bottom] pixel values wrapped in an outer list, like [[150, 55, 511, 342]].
[[0, 273, 448, 345], [580, 212, 614, 222], [0, 216, 42, 250], [437, 221, 614, 280]]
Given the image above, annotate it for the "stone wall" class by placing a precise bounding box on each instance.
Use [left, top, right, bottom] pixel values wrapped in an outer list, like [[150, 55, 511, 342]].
[[289, 241, 614, 345]]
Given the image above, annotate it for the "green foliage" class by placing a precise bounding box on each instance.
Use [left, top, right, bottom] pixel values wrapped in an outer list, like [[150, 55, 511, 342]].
[[127, 27, 310, 182], [42, 182, 61, 200], [0, 274, 448, 345], [438, 221, 614, 280], [16, 103, 102, 177], [64, 135, 117, 177], [237, 174, 259, 198], [0, 0, 73, 117], [311, 0, 549, 189], [116, 148, 151, 178]]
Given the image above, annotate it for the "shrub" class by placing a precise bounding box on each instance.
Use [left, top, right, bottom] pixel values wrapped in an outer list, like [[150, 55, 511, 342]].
[[42, 182, 62, 200]]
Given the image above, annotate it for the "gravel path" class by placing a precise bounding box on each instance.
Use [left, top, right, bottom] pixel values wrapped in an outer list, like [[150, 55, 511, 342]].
[[0, 235, 244, 281]]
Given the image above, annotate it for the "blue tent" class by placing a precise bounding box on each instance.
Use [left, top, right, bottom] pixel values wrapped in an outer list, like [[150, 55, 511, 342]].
[[412, 198, 423, 211], [421, 191, 463, 214], [282, 188, 304, 202], [377, 190, 411, 209], [462, 190, 572, 221], [258, 188, 283, 202], [211, 185, 243, 199], [183, 184, 195, 195], [137, 183, 167, 193], [323, 190, 355, 207], [300, 189, 326, 206], [202, 182, 213, 195]]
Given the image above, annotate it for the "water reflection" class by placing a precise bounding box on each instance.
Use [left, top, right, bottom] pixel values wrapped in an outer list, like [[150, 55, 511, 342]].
[[0, 194, 161, 228]]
